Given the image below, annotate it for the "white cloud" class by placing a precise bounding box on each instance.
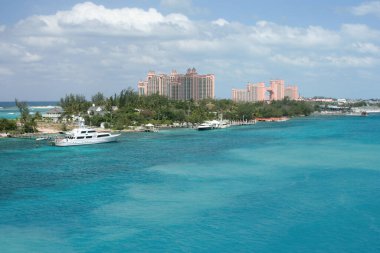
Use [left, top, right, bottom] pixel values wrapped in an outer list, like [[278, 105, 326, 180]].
[[22, 36, 69, 48], [352, 42, 380, 54], [0, 42, 42, 63], [16, 2, 195, 36], [129, 55, 157, 65], [1, 2, 380, 100], [160, 0, 205, 15], [269, 46, 378, 68], [351, 1, 380, 17], [0, 42, 23, 57], [270, 54, 317, 67], [212, 19, 229, 27], [0, 66, 13, 76], [325, 56, 377, 67], [160, 0, 192, 9], [21, 52, 42, 62], [250, 21, 341, 48], [162, 39, 223, 53], [341, 24, 380, 40], [0, 25, 5, 32], [65, 46, 100, 56]]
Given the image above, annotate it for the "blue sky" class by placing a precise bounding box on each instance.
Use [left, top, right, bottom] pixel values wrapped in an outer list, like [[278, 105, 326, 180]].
[[0, 0, 380, 100]]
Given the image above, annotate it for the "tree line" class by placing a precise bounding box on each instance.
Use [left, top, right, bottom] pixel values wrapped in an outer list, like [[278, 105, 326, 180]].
[[0, 99, 41, 134], [0, 91, 315, 134], [58, 89, 314, 130]]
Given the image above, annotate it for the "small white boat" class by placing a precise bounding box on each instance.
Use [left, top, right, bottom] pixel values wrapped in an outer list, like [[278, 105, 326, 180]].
[[36, 136, 49, 141], [53, 127, 120, 146], [197, 122, 213, 131], [196, 120, 231, 131], [219, 120, 231, 129], [196, 120, 221, 130]]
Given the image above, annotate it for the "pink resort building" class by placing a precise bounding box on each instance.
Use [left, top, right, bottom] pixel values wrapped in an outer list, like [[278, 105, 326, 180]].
[[232, 80, 299, 102], [284, 86, 299, 100], [138, 68, 215, 101]]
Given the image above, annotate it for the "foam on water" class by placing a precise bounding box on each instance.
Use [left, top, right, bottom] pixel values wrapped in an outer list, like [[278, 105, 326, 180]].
[[29, 106, 56, 109], [0, 101, 58, 119]]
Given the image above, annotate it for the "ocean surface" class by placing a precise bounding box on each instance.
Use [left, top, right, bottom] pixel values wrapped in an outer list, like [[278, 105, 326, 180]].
[[0, 101, 58, 119], [1, 114, 380, 252]]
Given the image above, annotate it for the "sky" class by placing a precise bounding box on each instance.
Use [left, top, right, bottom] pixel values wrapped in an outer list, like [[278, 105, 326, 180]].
[[0, 0, 380, 101]]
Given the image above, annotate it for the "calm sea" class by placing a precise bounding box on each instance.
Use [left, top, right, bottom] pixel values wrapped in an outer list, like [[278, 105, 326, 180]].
[[0, 101, 58, 119], [1, 115, 380, 252]]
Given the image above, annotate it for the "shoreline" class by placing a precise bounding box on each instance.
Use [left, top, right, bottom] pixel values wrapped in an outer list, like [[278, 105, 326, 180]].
[[0, 117, 287, 138], [4, 112, 376, 138], [255, 117, 289, 122]]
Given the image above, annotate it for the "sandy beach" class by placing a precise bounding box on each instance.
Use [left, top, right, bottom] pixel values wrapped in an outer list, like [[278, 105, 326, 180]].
[[36, 122, 63, 134]]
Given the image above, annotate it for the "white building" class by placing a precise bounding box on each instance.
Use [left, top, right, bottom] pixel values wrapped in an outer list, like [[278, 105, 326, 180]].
[[42, 107, 63, 122]]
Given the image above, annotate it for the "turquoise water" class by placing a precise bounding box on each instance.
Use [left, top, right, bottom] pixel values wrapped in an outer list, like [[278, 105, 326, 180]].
[[1, 115, 380, 252], [0, 101, 58, 119]]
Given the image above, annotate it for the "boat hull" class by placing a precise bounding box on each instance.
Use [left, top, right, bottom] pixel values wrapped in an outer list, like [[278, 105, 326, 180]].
[[197, 126, 213, 130], [54, 134, 120, 147]]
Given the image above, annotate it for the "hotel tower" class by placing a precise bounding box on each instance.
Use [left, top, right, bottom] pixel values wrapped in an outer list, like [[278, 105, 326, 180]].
[[232, 80, 299, 102], [138, 68, 215, 101]]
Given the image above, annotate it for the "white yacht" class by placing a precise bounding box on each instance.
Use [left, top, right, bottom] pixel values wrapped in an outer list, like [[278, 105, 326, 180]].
[[53, 127, 120, 146], [219, 120, 231, 129], [197, 122, 213, 131], [196, 120, 222, 131]]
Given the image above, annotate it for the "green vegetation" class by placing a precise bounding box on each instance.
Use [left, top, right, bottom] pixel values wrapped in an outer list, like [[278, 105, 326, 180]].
[[15, 99, 38, 133], [348, 101, 367, 107], [231, 98, 313, 119], [0, 99, 44, 134], [0, 118, 17, 133], [59, 94, 91, 116], [58, 90, 315, 129]]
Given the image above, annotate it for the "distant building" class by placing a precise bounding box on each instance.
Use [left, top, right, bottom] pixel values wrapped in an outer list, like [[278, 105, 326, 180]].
[[268, 80, 285, 101], [42, 107, 63, 122], [138, 68, 215, 101], [232, 80, 299, 102], [248, 82, 267, 101], [337, 98, 347, 105], [87, 105, 106, 116], [232, 82, 266, 102], [285, 86, 299, 100], [305, 98, 335, 102], [231, 89, 249, 102]]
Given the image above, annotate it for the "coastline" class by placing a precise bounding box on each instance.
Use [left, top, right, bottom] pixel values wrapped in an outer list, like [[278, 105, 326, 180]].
[[1, 117, 287, 139], [255, 117, 289, 122], [3, 112, 377, 139], [0, 122, 154, 139]]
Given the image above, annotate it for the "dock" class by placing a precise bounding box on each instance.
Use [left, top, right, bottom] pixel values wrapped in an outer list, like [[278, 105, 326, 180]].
[[230, 120, 257, 126]]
